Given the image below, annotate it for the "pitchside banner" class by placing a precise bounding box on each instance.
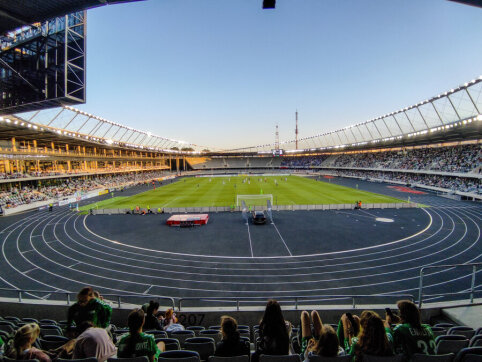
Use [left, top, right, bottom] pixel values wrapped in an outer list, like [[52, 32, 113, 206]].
[[98, 189, 109, 196]]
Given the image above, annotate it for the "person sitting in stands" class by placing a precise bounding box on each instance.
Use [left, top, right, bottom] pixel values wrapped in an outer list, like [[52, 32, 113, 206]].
[[144, 301, 164, 330], [163, 308, 184, 332], [73, 321, 116, 362], [392, 300, 435, 358], [6, 323, 50, 362], [117, 309, 165, 362], [252, 299, 290, 362], [300, 310, 344, 360], [67, 286, 112, 328], [214, 316, 250, 357], [342, 312, 393, 362]]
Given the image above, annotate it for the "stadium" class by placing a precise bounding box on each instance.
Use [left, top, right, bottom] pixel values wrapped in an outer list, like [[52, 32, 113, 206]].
[[0, 1, 481, 361]]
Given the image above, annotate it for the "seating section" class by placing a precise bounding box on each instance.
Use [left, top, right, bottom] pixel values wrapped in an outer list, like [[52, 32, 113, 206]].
[[0, 314, 480, 362]]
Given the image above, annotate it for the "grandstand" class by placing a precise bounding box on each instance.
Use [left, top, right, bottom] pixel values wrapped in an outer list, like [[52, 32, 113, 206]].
[[0, 2, 481, 361]]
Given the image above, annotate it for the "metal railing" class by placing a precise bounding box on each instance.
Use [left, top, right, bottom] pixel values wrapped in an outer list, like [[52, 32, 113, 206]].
[[418, 263, 482, 308], [177, 294, 415, 311], [0, 288, 175, 309]]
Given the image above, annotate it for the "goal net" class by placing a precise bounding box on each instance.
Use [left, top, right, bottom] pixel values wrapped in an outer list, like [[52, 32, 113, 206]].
[[236, 194, 273, 207]]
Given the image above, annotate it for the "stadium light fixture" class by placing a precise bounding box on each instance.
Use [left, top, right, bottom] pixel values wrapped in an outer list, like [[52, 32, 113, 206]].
[[477, 115, 482, 121]]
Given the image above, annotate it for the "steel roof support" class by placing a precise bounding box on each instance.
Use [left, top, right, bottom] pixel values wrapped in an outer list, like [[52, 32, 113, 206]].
[[414, 107, 429, 129], [401, 111, 417, 132], [430, 101, 445, 125], [101, 124, 114, 139], [335, 130, 344, 145], [364, 123, 374, 140], [87, 120, 102, 136], [446, 94, 462, 121], [76, 116, 91, 132], [124, 130, 138, 144], [109, 126, 123, 140], [465, 88, 480, 114], [371, 120, 383, 139], [381, 117, 393, 137], [46, 108, 65, 126], [63, 112, 80, 129], [390, 115, 404, 135], [349, 127, 359, 143]]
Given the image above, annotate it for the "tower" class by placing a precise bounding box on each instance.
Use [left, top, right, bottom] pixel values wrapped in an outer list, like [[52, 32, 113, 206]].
[[275, 125, 280, 151], [295, 110, 299, 149]]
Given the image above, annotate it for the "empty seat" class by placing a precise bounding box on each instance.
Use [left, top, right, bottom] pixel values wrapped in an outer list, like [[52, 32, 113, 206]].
[[145, 330, 167, 339], [435, 324, 455, 331], [259, 354, 301, 362], [155, 338, 181, 351], [449, 328, 476, 340], [184, 337, 215, 361], [454, 347, 482, 362], [39, 335, 69, 350], [237, 326, 250, 331], [40, 325, 63, 337], [436, 335, 470, 355], [475, 328, 482, 336], [470, 336, 482, 347], [39, 319, 58, 325], [0, 323, 15, 335], [170, 330, 196, 348], [21, 318, 39, 324], [308, 353, 352, 362], [209, 326, 221, 330], [361, 355, 405, 362], [158, 350, 201, 362], [4, 317, 21, 324], [57, 358, 99, 362], [412, 353, 455, 362], [209, 356, 249, 362], [108, 357, 149, 362], [187, 327, 205, 336], [199, 330, 221, 344]]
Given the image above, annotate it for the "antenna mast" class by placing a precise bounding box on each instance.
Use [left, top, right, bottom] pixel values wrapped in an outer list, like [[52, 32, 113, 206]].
[[295, 110, 299, 149], [275, 125, 280, 151]]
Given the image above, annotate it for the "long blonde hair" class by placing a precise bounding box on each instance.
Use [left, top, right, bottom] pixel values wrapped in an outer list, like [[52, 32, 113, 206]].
[[13, 323, 40, 358]]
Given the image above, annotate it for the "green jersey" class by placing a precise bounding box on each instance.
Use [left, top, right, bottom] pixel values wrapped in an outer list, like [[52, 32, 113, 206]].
[[67, 298, 112, 328], [117, 332, 161, 361], [392, 323, 435, 357]]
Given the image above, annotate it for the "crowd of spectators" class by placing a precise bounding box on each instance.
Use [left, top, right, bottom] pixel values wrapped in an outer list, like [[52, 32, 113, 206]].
[[2, 290, 468, 362], [333, 144, 480, 173], [338, 170, 481, 194], [0, 171, 168, 210], [281, 156, 329, 168]]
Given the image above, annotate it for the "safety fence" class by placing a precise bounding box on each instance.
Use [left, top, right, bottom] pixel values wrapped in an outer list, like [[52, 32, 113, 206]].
[[89, 202, 418, 215]]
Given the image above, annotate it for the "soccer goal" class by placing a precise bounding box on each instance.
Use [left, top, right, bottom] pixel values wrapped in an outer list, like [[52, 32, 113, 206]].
[[236, 194, 273, 207]]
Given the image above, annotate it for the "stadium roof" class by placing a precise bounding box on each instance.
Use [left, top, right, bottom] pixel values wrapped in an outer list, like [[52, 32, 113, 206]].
[[0, 0, 142, 35]]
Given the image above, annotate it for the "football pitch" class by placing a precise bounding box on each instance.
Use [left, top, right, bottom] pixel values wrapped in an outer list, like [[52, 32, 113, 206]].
[[80, 175, 404, 210]]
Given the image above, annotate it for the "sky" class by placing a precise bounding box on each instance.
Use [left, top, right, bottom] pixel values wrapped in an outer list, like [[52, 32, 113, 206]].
[[75, 0, 482, 150]]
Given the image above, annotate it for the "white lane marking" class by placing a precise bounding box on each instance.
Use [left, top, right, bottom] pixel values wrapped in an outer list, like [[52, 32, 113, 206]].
[[81, 208, 433, 259], [246, 223, 254, 258], [271, 222, 292, 256]]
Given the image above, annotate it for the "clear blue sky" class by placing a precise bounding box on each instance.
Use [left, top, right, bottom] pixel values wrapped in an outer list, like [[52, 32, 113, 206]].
[[77, 0, 482, 149]]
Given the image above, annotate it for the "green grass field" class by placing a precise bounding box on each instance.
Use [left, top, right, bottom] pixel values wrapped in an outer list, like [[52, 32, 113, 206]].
[[80, 175, 404, 211]]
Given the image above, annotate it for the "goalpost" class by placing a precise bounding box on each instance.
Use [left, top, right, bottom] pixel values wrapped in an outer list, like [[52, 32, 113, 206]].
[[236, 194, 273, 207]]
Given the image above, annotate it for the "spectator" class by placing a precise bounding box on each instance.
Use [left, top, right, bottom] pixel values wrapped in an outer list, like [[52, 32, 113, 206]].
[[73, 321, 116, 362], [117, 309, 164, 362], [163, 308, 184, 332], [67, 286, 112, 328], [300, 310, 344, 360], [214, 315, 250, 357], [6, 323, 50, 362], [252, 300, 290, 362], [342, 312, 393, 362], [392, 300, 436, 357], [144, 301, 164, 330]]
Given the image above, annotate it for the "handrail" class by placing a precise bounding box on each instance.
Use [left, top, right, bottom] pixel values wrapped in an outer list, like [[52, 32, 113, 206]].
[[0, 288, 175, 309], [418, 263, 482, 308], [177, 294, 415, 311]]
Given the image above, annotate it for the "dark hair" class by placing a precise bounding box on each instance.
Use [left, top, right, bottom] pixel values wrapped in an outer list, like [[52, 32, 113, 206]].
[[354, 313, 392, 362], [220, 315, 240, 341], [77, 286, 94, 300], [397, 300, 421, 328], [259, 300, 289, 353], [128, 308, 145, 335], [146, 301, 160, 316], [315, 325, 339, 357]]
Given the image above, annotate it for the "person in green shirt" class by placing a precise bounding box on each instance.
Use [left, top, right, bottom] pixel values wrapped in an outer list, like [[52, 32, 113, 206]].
[[67, 287, 112, 328], [117, 309, 165, 362], [391, 300, 436, 358], [337, 311, 393, 361]]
